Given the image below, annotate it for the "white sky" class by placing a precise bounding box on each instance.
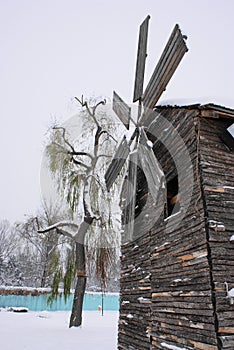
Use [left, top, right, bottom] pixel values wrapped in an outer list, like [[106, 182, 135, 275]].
[[1, 0, 234, 223]]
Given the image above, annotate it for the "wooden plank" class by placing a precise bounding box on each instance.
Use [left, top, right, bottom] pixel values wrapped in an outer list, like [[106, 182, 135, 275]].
[[177, 250, 207, 262], [152, 291, 211, 299], [113, 91, 131, 129], [204, 186, 225, 193], [138, 128, 165, 204], [188, 340, 217, 350], [123, 151, 138, 243], [152, 338, 217, 350], [105, 135, 130, 191], [133, 15, 150, 103], [141, 24, 188, 112], [218, 335, 234, 348], [218, 327, 234, 334]]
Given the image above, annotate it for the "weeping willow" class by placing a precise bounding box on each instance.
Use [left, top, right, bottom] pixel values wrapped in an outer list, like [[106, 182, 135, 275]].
[[44, 97, 121, 303]]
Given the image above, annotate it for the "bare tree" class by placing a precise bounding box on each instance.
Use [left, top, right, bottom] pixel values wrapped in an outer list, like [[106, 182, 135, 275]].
[[0, 220, 20, 285], [0, 220, 17, 263], [40, 97, 120, 327], [16, 202, 71, 288]]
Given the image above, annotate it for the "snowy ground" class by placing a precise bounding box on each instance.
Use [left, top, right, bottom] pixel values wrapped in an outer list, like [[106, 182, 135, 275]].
[[0, 309, 118, 350]]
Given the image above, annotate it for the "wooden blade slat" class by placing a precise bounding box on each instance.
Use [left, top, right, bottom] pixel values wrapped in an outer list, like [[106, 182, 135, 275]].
[[123, 151, 138, 243], [138, 128, 165, 204], [133, 15, 150, 103], [113, 91, 131, 130], [142, 24, 188, 112], [105, 136, 130, 191]]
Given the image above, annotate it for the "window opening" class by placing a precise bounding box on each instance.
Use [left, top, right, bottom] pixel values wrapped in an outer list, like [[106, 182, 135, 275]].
[[221, 122, 234, 151], [166, 175, 180, 217], [135, 166, 148, 219]]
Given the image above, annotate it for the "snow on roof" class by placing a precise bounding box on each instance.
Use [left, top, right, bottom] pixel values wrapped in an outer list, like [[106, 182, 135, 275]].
[[156, 102, 234, 117]]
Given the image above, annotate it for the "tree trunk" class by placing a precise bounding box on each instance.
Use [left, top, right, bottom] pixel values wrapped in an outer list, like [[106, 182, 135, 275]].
[[41, 267, 47, 288], [69, 216, 93, 328], [69, 242, 86, 327]]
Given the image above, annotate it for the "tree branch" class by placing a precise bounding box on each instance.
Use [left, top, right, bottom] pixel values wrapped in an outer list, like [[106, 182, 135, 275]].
[[96, 154, 112, 160], [68, 150, 93, 160], [55, 228, 76, 240], [99, 130, 118, 144], [38, 221, 79, 234], [71, 156, 91, 170], [93, 99, 106, 115], [74, 96, 97, 127], [74, 96, 106, 129], [53, 127, 94, 161], [53, 126, 75, 153]]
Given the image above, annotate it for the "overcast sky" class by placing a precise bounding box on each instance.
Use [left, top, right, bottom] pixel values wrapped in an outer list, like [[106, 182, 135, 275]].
[[1, 0, 234, 223]]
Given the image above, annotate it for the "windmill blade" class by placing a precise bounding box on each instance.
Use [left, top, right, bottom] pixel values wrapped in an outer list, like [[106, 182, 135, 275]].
[[141, 24, 188, 114], [113, 91, 131, 130], [122, 150, 138, 243], [105, 135, 130, 191], [133, 15, 150, 103], [138, 128, 165, 204]]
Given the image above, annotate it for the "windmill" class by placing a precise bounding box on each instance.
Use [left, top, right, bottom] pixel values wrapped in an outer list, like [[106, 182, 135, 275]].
[[105, 15, 188, 242]]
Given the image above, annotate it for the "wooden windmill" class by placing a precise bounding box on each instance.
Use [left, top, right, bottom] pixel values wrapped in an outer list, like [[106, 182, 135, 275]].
[[105, 15, 188, 241]]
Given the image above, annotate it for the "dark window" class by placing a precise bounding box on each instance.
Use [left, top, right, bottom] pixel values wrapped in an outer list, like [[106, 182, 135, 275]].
[[165, 175, 180, 217], [135, 166, 148, 218], [221, 122, 234, 151]]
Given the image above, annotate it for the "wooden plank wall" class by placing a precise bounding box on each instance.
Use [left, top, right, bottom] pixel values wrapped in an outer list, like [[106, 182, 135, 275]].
[[148, 108, 217, 350], [199, 116, 234, 350], [118, 106, 234, 350], [118, 232, 152, 350]]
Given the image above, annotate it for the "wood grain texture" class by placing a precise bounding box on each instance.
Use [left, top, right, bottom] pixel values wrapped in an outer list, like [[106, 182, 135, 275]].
[[133, 15, 150, 103], [105, 135, 129, 191], [141, 25, 188, 114], [118, 105, 234, 350], [113, 90, 131, 129]]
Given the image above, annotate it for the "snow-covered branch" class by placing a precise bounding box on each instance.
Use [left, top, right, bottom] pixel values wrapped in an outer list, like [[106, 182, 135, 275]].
[[38, 221, 78, 235]]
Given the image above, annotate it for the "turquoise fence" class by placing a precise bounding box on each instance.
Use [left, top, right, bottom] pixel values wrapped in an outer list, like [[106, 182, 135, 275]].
[[0, 292, 119, 311]]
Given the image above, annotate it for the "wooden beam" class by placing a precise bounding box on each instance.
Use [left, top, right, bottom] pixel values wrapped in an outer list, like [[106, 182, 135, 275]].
[[133, 15, 150, 103], [105, 135, 130, 191], [204, 186, 225, 193], [113, 91, 131, 129], [138, 128, 165, 204], [123, 151, 138, 243], [218, 327, 234, 334], [141, 24, 188, 114]]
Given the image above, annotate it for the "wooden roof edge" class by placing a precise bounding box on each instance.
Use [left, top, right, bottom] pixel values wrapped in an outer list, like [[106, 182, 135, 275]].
[[155, 103, 234, 119]]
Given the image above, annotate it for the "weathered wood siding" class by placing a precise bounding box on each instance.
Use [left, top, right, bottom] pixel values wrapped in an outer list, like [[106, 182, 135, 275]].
[[148, 108, 217, 350], [118, 232, 152, 350], [199, 114, 234, 349], [118, 105, 234, 350]]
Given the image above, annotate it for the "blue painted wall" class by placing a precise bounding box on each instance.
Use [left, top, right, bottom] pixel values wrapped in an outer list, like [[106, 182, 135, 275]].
[[0, 293, 119, 311]]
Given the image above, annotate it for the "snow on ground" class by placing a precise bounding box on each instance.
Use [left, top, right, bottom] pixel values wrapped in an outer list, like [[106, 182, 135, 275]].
[[0, 309, 118, 350]]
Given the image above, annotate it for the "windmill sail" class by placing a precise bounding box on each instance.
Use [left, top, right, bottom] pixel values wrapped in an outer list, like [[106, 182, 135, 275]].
[[138, 128, 165, 204], [133, 15, 150, 103], [141, 24, 188, 113], [105, 135, 130, 191], [123, 150, 138, 243], [113, 91, 131, 130]]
